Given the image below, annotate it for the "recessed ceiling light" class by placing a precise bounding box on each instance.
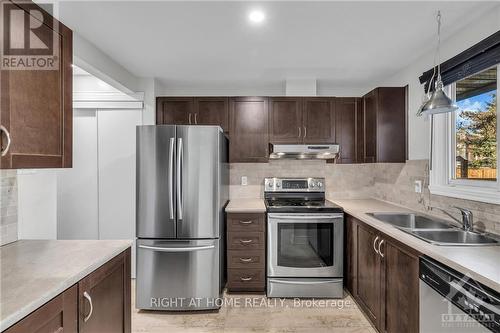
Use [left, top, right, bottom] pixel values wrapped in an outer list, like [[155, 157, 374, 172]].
[[248, 10, 265, 24]]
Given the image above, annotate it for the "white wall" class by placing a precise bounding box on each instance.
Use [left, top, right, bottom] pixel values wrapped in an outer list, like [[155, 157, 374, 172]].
[[57, 109, 99, 239], [156, 79, 368, 97], [73, 33, 140, 95], [378, 5, 500, 160]]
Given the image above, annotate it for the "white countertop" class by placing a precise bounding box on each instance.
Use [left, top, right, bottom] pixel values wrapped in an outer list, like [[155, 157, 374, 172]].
[[0, 239, 132, 332], [331, 199, 500, 293], [226, 199, 266, 213]]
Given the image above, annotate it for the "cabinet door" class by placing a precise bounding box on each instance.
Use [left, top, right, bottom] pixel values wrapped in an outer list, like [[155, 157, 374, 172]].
[[376, 87, 406, 163], [302, 98, 335, 143], [355, 222, 381, 328], [194, 97, 229, 132], [1, 2, 72, 169], [269, 97, 302, 143], [355, 98, 364, 163], [380, 240, 419, 333], [335, 98, 357, 164], [156, 97, 194, 125], [5, 285, 77, 333], [79, 249, 131, 333], [344, 216, 357, 295], [362, 91, 377, 163], [229, 97, 269, 163]]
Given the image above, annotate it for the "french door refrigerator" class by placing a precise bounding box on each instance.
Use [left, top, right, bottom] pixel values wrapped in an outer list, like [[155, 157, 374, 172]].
[[136, 125, 228, 310]]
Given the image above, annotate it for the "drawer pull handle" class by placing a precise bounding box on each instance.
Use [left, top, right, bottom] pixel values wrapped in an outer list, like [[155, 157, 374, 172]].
[[239, 220, 253, 224], [240, 277, 253, 281], [239, 257, 253, 263], [239, 239, 253, 244], [83, 291, 93, 322]]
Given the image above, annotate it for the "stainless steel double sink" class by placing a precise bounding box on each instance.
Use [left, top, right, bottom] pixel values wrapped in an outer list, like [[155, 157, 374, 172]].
[[366, 212, 499, 246]]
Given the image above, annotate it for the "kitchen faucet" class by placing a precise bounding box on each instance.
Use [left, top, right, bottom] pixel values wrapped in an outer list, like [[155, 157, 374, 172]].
[[430, 206, 474, 231]]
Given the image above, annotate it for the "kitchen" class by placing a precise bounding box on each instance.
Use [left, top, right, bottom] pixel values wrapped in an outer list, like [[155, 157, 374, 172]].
[[1, 1, 500, 333]]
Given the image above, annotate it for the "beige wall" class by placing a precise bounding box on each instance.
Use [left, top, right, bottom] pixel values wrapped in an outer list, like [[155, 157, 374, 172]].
[[230, 160, 500, 235], [0, 170, 18, 245]]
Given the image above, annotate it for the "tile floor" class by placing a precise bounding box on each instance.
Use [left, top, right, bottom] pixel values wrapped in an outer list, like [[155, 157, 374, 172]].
[[132, 281, 376, 333]]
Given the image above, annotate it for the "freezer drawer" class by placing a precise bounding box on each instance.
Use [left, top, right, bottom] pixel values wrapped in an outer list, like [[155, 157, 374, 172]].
[[136, 239, 221, 310]]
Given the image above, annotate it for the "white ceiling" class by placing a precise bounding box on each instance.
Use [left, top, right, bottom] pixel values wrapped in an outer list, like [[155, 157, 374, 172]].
[[58, 1, 499, 91]]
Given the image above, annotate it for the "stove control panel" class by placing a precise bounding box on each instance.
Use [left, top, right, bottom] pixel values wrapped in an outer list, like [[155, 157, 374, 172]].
[[264, 177, 324, 192]]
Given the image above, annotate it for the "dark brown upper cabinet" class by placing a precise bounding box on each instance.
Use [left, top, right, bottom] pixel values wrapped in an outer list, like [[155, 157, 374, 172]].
[[0, 1, 73, 169], [229, 97, 269, 163], [335, 98, 358, 164], [302, 97, 335, 144], [156, 97, 229, 131], [156, 97, 193, 125], [360, 87, 406, 163], [194, 97, 229, 132], [269, 97, 302, 143], [269, 97, 335, 144]]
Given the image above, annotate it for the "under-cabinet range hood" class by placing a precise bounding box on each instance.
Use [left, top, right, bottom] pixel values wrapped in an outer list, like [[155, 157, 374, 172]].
[[269, 144, 340, 160]]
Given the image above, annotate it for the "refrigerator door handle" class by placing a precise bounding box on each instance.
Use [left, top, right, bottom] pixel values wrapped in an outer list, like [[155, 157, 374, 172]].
[[138, 245, 215, 252], [177, 137, 183, 220], [168, 137, 175, 220]]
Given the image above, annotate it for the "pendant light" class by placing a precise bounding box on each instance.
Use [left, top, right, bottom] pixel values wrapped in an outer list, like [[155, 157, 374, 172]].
[[417, 10, 458, 117]]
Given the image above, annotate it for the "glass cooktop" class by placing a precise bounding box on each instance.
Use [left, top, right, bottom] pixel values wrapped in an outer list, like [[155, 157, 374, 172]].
[[265, 198, 343, 213]]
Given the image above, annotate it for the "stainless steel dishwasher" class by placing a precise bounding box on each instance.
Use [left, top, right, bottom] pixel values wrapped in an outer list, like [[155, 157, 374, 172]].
[[419, 256, 499, 333]]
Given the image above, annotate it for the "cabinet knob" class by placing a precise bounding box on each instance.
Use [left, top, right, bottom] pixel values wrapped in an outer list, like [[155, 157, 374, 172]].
[[0, 125, 11, 157], [239, 239, 253, 244], [83, 291, 93, 322], [240, 276, 253, 281]]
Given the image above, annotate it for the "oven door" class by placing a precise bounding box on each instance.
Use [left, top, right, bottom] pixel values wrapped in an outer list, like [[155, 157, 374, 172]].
[[267, 213, 343, 278]]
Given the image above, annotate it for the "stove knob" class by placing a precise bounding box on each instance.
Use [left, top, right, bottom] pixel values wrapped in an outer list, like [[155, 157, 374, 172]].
[[317, 181, 323, 188], [276, 183, 281, 188]]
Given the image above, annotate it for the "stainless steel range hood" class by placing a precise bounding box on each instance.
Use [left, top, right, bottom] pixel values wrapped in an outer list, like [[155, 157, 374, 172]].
[[269, 144, 340, 160]]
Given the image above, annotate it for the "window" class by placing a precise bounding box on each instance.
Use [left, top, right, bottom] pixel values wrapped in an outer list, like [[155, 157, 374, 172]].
[[429, 66, 500, 204], [452, 66, 497, 182]]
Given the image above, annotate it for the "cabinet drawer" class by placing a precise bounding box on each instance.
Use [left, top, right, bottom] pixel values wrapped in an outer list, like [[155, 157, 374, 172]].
[[227, 250, 265, 268], [227, 213, 265, 232], [227, 232, 265, 250], [227, 268, 265, 291]]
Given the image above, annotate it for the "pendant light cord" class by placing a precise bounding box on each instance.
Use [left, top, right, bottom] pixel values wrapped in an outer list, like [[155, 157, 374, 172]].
[[436, 10, 442, 88]]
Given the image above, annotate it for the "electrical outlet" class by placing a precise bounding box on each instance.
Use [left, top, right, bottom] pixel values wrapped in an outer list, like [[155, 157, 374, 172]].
[[241, 176, 248, 186], [414, 180, 423, 193]]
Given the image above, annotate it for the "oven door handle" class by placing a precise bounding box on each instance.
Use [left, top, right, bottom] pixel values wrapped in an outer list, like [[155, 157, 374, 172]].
[[268, 278, 341, 285], [268, 214, 343, 220]]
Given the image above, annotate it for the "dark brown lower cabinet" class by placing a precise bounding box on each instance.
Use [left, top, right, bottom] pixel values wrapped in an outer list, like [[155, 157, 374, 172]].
[[6, 248, 131, 333], [226, 212, 266, 292], [79, 249, 131, 333], [345, 216, 419, 333], [5, 285, 78, 333]]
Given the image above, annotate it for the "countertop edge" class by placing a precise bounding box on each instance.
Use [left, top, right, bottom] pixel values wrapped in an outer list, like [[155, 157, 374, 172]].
[[225, 199, 266, 213], [332, 199, 500, 293], [0, 242, 132, 332]]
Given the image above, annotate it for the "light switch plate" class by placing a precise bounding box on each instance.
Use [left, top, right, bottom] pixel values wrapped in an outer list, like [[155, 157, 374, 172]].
[[414, 180, 422, 193], [241, 176, 248, 186]]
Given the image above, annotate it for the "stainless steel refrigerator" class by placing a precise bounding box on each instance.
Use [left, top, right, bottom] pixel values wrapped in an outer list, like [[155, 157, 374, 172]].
[[135, 125, 228, 310]]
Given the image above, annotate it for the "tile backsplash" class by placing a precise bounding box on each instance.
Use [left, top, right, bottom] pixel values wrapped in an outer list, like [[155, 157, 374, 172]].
[[0, 170, 18, 245], [230, 159, 500, 235]]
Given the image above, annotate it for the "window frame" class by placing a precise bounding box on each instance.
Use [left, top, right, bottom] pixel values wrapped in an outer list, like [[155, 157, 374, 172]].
[[429, 66, 500, 204]]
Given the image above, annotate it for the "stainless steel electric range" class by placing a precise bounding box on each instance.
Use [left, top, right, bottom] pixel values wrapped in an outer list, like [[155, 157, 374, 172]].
[[264, 177, 344, 298]]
